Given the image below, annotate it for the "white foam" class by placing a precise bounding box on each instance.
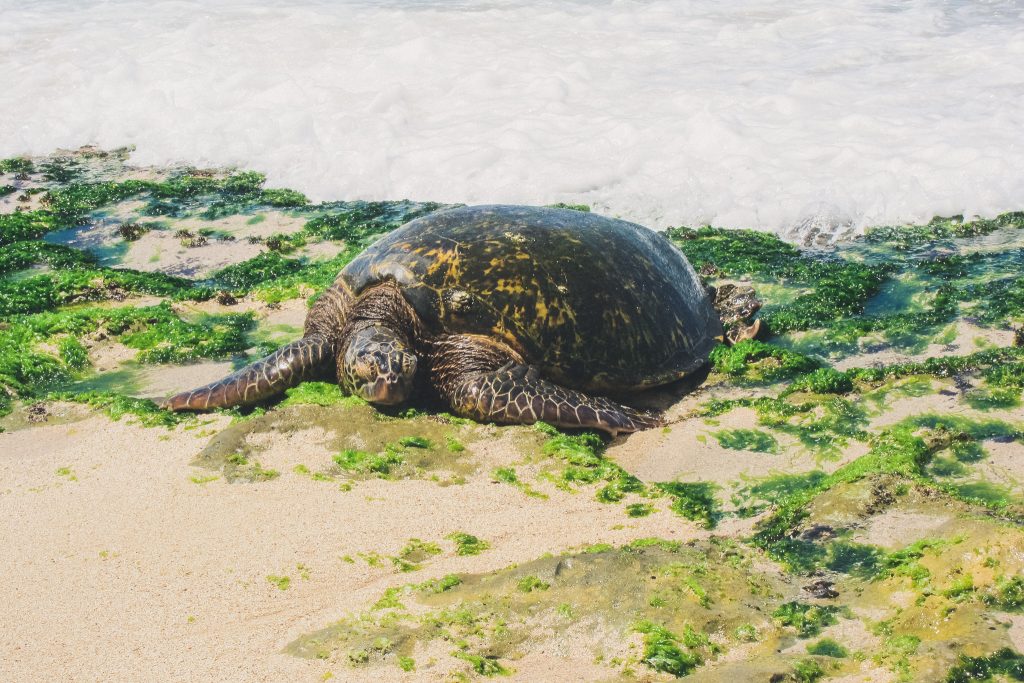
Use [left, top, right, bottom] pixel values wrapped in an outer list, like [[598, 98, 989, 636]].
[[2, 0, 1023, 237]]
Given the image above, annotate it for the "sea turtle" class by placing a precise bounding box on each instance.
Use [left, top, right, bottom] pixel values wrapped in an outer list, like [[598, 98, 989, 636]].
[[165, 205, 736, 435]]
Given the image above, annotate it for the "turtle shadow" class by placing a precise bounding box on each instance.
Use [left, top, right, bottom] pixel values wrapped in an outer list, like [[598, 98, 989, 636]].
[[615, 361, 713, 413]]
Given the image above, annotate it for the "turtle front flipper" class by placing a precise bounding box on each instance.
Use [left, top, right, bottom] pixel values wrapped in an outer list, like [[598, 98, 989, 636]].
[[163, 335, 334, 411]]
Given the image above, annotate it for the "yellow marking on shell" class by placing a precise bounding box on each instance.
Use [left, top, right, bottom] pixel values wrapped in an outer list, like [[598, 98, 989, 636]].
[[495, 278, 527, 295], [422, 247, 462, 284], [483, 257, 504, 276]]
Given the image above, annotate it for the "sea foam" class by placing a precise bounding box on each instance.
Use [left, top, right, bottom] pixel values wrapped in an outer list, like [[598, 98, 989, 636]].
[[2, 0, 1023, 239]]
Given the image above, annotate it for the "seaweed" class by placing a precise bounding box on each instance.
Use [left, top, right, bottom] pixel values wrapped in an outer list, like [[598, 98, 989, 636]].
[[772, 601, 841, 638], [791, 659, 826, 682], [0, 241, 97, 276], [0, 157, 34, 174], [712, 428, 779, 453], [656, 482, 721, 529], [47, 391, 191, 428], [787, 368, 853, 395], [864, 212, 1024, 246], [0, 303, 254, 415], [710, 339, 820, 381], [0, 266, 210, 317], [0, 211, 58, 246], [212, 251, 305, 290], [669, 225, 892, 334], [333, 448, 404, 476], [732, 471, 829, 518], [750, 411, 1024, 574], [536, 423, 645, 503], [452, 651, 509, 676], [806, 638, 848, 658], [302, 200, 445, 244], [446, 532, 490, 556], [280, 382, 365, 408], [634, 621, 705, 677], [944, 648, 1024, 683]]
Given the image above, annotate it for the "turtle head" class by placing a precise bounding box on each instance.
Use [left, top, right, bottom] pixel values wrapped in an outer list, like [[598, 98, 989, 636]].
[[339, 324, 417, 405]]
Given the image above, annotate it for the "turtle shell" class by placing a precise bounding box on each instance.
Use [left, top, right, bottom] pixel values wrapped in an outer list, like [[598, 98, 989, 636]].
[[338, 205, 723, 391]]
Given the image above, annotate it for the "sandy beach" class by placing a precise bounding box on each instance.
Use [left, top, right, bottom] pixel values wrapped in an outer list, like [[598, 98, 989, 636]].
[[2, 149, 1023, 682]]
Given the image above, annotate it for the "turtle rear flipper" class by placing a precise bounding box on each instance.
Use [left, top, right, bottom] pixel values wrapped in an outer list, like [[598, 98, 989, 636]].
[[429, 332, 661, 437], [163, 335, 334, 411], [447, 363, 660, 436]]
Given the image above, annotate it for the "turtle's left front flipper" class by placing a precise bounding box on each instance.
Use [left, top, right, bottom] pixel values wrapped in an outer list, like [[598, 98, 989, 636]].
[[163, 335, 334, 411], [444, 363, 661, 437]]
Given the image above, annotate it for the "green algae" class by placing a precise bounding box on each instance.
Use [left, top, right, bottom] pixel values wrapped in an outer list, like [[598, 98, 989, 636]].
[[534, 422, 645, 505], [944, 648, 1024, 682], [286, 540, 798, 677], [806, 638, 848, 658], [279, 382, 366, 408], [786, 368, 853, 395], [249, 249, 361, 303], [196, 402, 477, 482], [635, 620, 710, 677], [453, 651, 509, 676], [626, 503, 654, 517], [864, 212, 1024, 245], [447, 532, 490, 556], [873, 632, 921, 681], [47, 391, 192, 428], [334, 448, 405, 476], [545, 203, 590, 212], [669, 225, 890, 335], [0, 241, 97, 276], [772, 602, 841, 638], [301, 200, 446, 245], [1, 211, 59, 247], [392, 538, 443, 572], [267, 574, 291, 591], [0, 302, 254, 412], [492, 466, 546, 499], [710, 340, 819, 383], [656, 481, 722, 528], [286, 524, 1024, 679], [493, 467, 517, 485], [712, 428, 780, 453], [213, 251, 305, 289], [790, 659, 826, 682], [747, 408, 1024, 574], [964, 385, 1022, 410], [516, 575, 550, 593], [0, 156, 34, 174], [703, 394, 868, 460], [732, 471, 829, 518], [0, 266, 206, 317]]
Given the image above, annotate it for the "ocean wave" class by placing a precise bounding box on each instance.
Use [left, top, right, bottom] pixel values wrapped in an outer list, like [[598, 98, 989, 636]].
[[2, 0, 1023, 239]]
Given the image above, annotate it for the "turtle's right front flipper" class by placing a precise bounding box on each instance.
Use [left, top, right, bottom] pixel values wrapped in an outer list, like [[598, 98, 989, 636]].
[[163, 335, 334, 411], [446, 364, 661, 437]]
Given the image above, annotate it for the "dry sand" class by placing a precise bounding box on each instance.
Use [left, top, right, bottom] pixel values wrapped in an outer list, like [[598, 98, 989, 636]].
[[0, 412, 711, 682]]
